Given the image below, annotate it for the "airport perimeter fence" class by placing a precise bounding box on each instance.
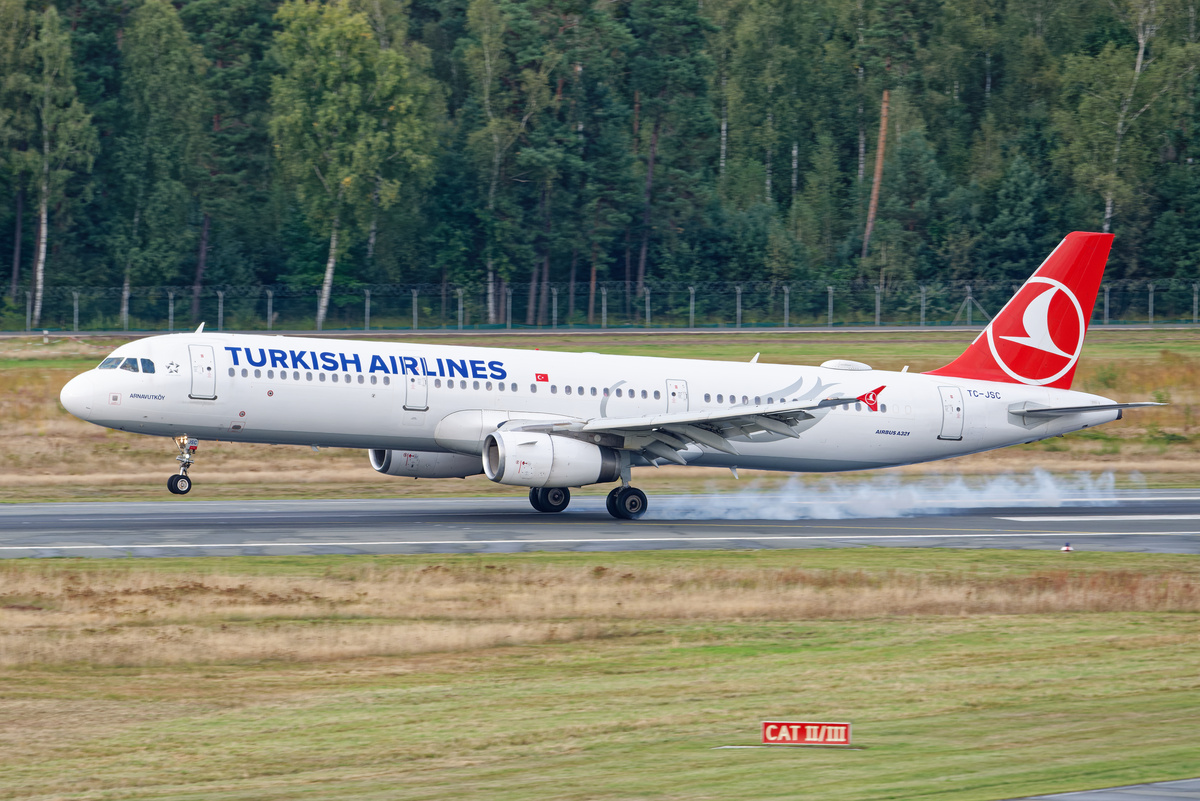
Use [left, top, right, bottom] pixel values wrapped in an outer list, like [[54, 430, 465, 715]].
[[5, 279, 1200, 334]]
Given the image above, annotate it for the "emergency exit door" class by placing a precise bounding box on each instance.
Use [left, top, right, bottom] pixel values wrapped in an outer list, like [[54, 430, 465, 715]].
[[666, 379, 689, 412], [404, 375, 429, 411], [937, 386, 964, 441], [188, 344, 217, 399]]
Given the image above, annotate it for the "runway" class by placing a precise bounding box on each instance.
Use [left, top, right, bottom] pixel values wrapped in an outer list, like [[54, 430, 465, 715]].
[[2, 489, 1199, 558]]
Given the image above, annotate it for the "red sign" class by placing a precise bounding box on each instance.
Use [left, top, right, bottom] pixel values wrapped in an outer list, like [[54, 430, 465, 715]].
[[761, 721, 851, 746], [535, 373, 549, 382]]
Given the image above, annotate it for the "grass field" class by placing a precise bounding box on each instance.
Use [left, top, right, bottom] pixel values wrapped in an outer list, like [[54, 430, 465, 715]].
[[1, 549, 1198, 800], [2, 329, 1198, 501]]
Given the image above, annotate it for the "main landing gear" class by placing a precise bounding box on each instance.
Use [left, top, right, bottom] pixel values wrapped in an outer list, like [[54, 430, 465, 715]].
[[528, 487, 571, 513], [168, 435, 198, 495], [606, 485, 647, 520]]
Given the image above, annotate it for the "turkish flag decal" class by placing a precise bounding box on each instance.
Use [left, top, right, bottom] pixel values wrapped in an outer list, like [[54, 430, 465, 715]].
[[535, 373, 549, 382]]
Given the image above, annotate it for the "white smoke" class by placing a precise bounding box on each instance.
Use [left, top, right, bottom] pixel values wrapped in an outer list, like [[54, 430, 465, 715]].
[[647, 469, 1127, 520]]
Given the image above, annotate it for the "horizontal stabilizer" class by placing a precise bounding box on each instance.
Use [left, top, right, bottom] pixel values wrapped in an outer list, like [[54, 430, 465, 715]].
[[1008, 401, 1164, 419]]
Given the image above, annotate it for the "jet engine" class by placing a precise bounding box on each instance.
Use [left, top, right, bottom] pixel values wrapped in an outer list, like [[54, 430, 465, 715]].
[[369, 449, 483, 478], [482, 431, 620, 488]]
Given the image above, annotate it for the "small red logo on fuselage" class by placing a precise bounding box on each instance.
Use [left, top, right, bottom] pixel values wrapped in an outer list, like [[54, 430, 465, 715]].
[[856, 386, 886, 412], [535, 373, 549, 382]]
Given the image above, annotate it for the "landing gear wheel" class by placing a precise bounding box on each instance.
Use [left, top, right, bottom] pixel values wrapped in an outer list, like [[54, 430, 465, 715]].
[[536, 487, 571, 513], [610, 486, 647, 520], [606, 486, 622, 517], [167, 474, 191, 495], [528, 487, 545, 512]]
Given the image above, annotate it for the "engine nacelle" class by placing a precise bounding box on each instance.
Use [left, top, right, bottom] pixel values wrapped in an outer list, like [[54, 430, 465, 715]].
[[482, 431, 620, 488], [369, 449, 482, 479]]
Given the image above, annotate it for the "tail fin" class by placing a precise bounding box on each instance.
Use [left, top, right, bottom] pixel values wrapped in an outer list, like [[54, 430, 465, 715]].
[[927, 231, 1112, 389]]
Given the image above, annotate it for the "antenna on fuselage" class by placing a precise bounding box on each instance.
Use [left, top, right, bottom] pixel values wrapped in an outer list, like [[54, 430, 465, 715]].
[[195, 322, 205, 333]]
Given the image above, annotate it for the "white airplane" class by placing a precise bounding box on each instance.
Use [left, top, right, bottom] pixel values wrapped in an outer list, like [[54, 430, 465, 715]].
[[60, 232, 1159, 519]]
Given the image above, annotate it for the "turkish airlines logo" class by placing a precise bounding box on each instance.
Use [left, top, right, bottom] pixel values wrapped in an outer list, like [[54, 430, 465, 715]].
[[986, 277, 1085, 386]]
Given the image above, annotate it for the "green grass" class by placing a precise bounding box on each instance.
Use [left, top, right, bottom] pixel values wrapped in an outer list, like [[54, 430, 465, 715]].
[[2, 550, 1199, 800]]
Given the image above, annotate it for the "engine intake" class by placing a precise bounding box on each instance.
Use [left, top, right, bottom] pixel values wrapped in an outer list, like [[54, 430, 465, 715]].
[[482, 431, 620, 488], [369, 449, 482, 479]]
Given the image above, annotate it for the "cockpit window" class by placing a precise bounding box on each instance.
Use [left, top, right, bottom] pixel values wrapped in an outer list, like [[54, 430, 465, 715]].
[[98, 357, 122, 369], [140, 359, 155, 374], [120, 357, 140, 373]]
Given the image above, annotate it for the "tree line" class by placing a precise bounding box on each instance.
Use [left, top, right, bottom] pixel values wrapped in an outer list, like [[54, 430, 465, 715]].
[[2, 0, 1199, 328]]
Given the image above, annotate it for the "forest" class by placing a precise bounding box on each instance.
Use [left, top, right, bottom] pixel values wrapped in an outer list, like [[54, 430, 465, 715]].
[[2, 0, 1200, 330]]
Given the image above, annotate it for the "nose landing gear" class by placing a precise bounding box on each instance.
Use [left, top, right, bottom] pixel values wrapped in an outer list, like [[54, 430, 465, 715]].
[[168, 435, 198, 495]]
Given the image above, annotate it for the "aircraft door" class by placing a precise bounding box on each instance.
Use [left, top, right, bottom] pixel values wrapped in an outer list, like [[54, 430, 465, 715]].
[[666, 380, 688, 412], [404, 375, 429, 411], [937, 385, 964, 441], [188, 345, 217, 399]]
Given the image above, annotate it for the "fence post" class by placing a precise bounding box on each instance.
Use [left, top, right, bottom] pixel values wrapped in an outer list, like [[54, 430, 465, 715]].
[[505, 286, 512, 329], [73, 291, 80, 333], [644, 287, 651, 328], [167, 290, 174, 332], [457, 288, 464, 330], [920, 285, 926, 327], [552, 287, 558, 329], [827, 286, 833, 328], [875, 285, 881, 326], [601, 287, 607, 329], [966, 286, 973, 326], [1148, 283, 1154, 326], [689, 286, 695, 329], [364, 289, 371, 331], [735, 286, 742, 328], [122, 288, 129, 331], [217, 290, 225, 332], [412, 288, 419, 331], [1104, 285, 1109, 326], [783, 286, 789, 328], [266, 289, 274, 331]]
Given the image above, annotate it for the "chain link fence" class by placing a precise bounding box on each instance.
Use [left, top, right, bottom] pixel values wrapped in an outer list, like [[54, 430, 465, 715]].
[[5, 279, 1200, 333]]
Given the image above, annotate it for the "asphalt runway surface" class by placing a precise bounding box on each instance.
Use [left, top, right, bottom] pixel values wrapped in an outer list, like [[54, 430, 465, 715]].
[[2, 489, 1199, 558]]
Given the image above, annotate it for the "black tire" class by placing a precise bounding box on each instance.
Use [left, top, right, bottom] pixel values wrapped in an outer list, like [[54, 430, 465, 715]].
[[167, 475, 181, 494], [606, 486, 622, 517], [175, 475, 191, 495], [528, 487, 545, 512], [612, 487, 647, 520], [538, 487, 570, 513]]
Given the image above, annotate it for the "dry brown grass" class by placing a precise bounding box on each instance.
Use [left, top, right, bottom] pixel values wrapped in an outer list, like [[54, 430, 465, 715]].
[[3, 561, 1198, 667]]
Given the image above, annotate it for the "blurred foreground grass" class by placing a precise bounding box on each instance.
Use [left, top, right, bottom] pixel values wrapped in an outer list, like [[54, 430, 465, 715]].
[[1, 550, 1198, 800]]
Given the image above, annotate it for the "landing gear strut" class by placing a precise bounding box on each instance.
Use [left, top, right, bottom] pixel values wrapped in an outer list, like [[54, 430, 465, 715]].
[[168, 435, 198, 495], [606, 485, 647, 520], [528, 486, 571, 513]]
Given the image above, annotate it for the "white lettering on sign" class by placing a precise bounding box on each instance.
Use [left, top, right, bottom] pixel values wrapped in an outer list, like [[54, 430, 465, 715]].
[[761, 721, 851, 746]]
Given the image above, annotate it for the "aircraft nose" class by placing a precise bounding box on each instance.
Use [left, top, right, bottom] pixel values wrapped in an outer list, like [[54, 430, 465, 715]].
[[60, 373, 94, 419]]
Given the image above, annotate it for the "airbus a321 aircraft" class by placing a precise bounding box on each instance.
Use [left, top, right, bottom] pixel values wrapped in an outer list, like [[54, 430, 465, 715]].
[[60, 232, 1158, 519]]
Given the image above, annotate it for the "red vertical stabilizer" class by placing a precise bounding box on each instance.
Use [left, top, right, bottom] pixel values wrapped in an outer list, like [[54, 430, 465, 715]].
[[926, 231, 1113, 389]]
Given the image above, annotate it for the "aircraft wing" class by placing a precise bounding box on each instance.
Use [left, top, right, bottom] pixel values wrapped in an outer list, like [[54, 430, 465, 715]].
[[505, 388, 886, 465]]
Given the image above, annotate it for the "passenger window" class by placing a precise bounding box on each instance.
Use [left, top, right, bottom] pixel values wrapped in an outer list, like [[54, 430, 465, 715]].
[[641, 390, 647, 399], [383, 376, 390, 385], [856, 402, 862, 412], [742, 395, 749, 405], [565, 386, 572, 395], [705, 393, 711, 402], [460, 380, 467, 389], [268, 370, 275, 379], [254, 369, 261, 378], [281, 371, 288, 381], [754, 396, 761, 405], [550, 385, 557, 394], [881, 403, 887, 413], [306, 372, 313, 381], [578, 386, 584, 395], [530, 384, 537, 393], [486, 381, 493, 390], [510, 383, 517, 392], [370, 375, 377, 385], [616, 389, 623, 398], [141, 359, 155, 374], [716, 394, 723, 403], [98, 357, 122, 369], [766, 397, 773, 404], [120, 358, 139, 372], [344, 374, 351, 384], [331, 374, 338, 383], [228, 367, 235, 377], [473, 380, 480, 390], [294, 371, 300, 380], [603, 387, 609, 397], [498, 382, 505, 392], [318, 373, 325, 382], [590, 387, 597, 396], [358, 375, 364, 384], [653, 390, 660, 400]]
